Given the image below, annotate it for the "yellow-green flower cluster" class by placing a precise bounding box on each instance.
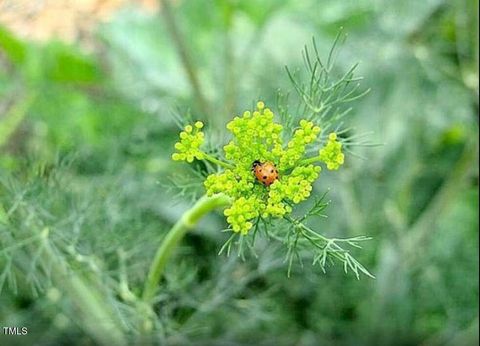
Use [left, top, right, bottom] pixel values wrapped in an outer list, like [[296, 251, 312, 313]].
[[265, 165, 320, 216], [274, 165, 321, 202], [172, 102, 346, 235], [223, 101, 284, 175], [279, 120, 321, 170], [172, 122, 205, 162], [319, 133, 345, 170], [204, 170, 255, 197], [204, 102, 325, 234], [223, 196, 264, 235]]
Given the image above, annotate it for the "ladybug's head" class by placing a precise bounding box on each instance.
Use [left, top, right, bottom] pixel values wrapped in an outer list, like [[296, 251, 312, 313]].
[[251, 160, 261, 171]]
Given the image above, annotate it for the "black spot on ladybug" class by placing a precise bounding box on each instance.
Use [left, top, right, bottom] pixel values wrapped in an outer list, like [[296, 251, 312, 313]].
[[270, 169, 274, 173], [263, 176, 267, 179]]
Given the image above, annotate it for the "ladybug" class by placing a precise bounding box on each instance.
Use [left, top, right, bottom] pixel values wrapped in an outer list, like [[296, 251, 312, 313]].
[[252, 160, 279, 187]]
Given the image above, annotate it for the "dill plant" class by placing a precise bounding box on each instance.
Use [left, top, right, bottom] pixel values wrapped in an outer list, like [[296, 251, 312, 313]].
[[0, 31, 376, 345], [143, 34, 375, 307]]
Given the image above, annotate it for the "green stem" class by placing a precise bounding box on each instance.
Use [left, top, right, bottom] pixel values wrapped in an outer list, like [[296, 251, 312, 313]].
[[221, 3, 235, 123], [299, 156, 321, 166], [0, 93, 35, 148], [40, 228, 126, 346], [142, 194, 231, 303], [404, 137, 478, 263], [158, 0, 210, 115], [203, 153, 235, 170]]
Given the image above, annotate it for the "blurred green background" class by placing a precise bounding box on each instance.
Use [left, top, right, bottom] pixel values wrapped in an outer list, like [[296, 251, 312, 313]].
[[0, 0, 478, 345]]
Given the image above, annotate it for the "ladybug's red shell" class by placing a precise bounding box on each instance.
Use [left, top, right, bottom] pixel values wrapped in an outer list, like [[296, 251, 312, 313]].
[[252, 161, 279, 187]]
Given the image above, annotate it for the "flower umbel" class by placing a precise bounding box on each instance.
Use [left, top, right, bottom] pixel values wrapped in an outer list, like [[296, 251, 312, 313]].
[[319, 133, 345, 170], [165, 34, 374, 279], [172, 102, 345, 235], [172, 122, 205, 162]]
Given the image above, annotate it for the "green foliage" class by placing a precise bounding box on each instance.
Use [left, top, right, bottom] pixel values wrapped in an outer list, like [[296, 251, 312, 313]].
[[43, 42, 101, 84], [0, 26, 26, 64], [0, 0, 478, 345]]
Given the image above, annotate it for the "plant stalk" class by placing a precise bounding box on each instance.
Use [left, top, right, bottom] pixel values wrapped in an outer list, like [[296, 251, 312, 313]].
[[40, 228, 126, 346], [142, 194, 231, 303], [158, 0, 210, 115], [203, 153, 235, 169], [299, 156, 321, 166], [0, 93, 34, 148]]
